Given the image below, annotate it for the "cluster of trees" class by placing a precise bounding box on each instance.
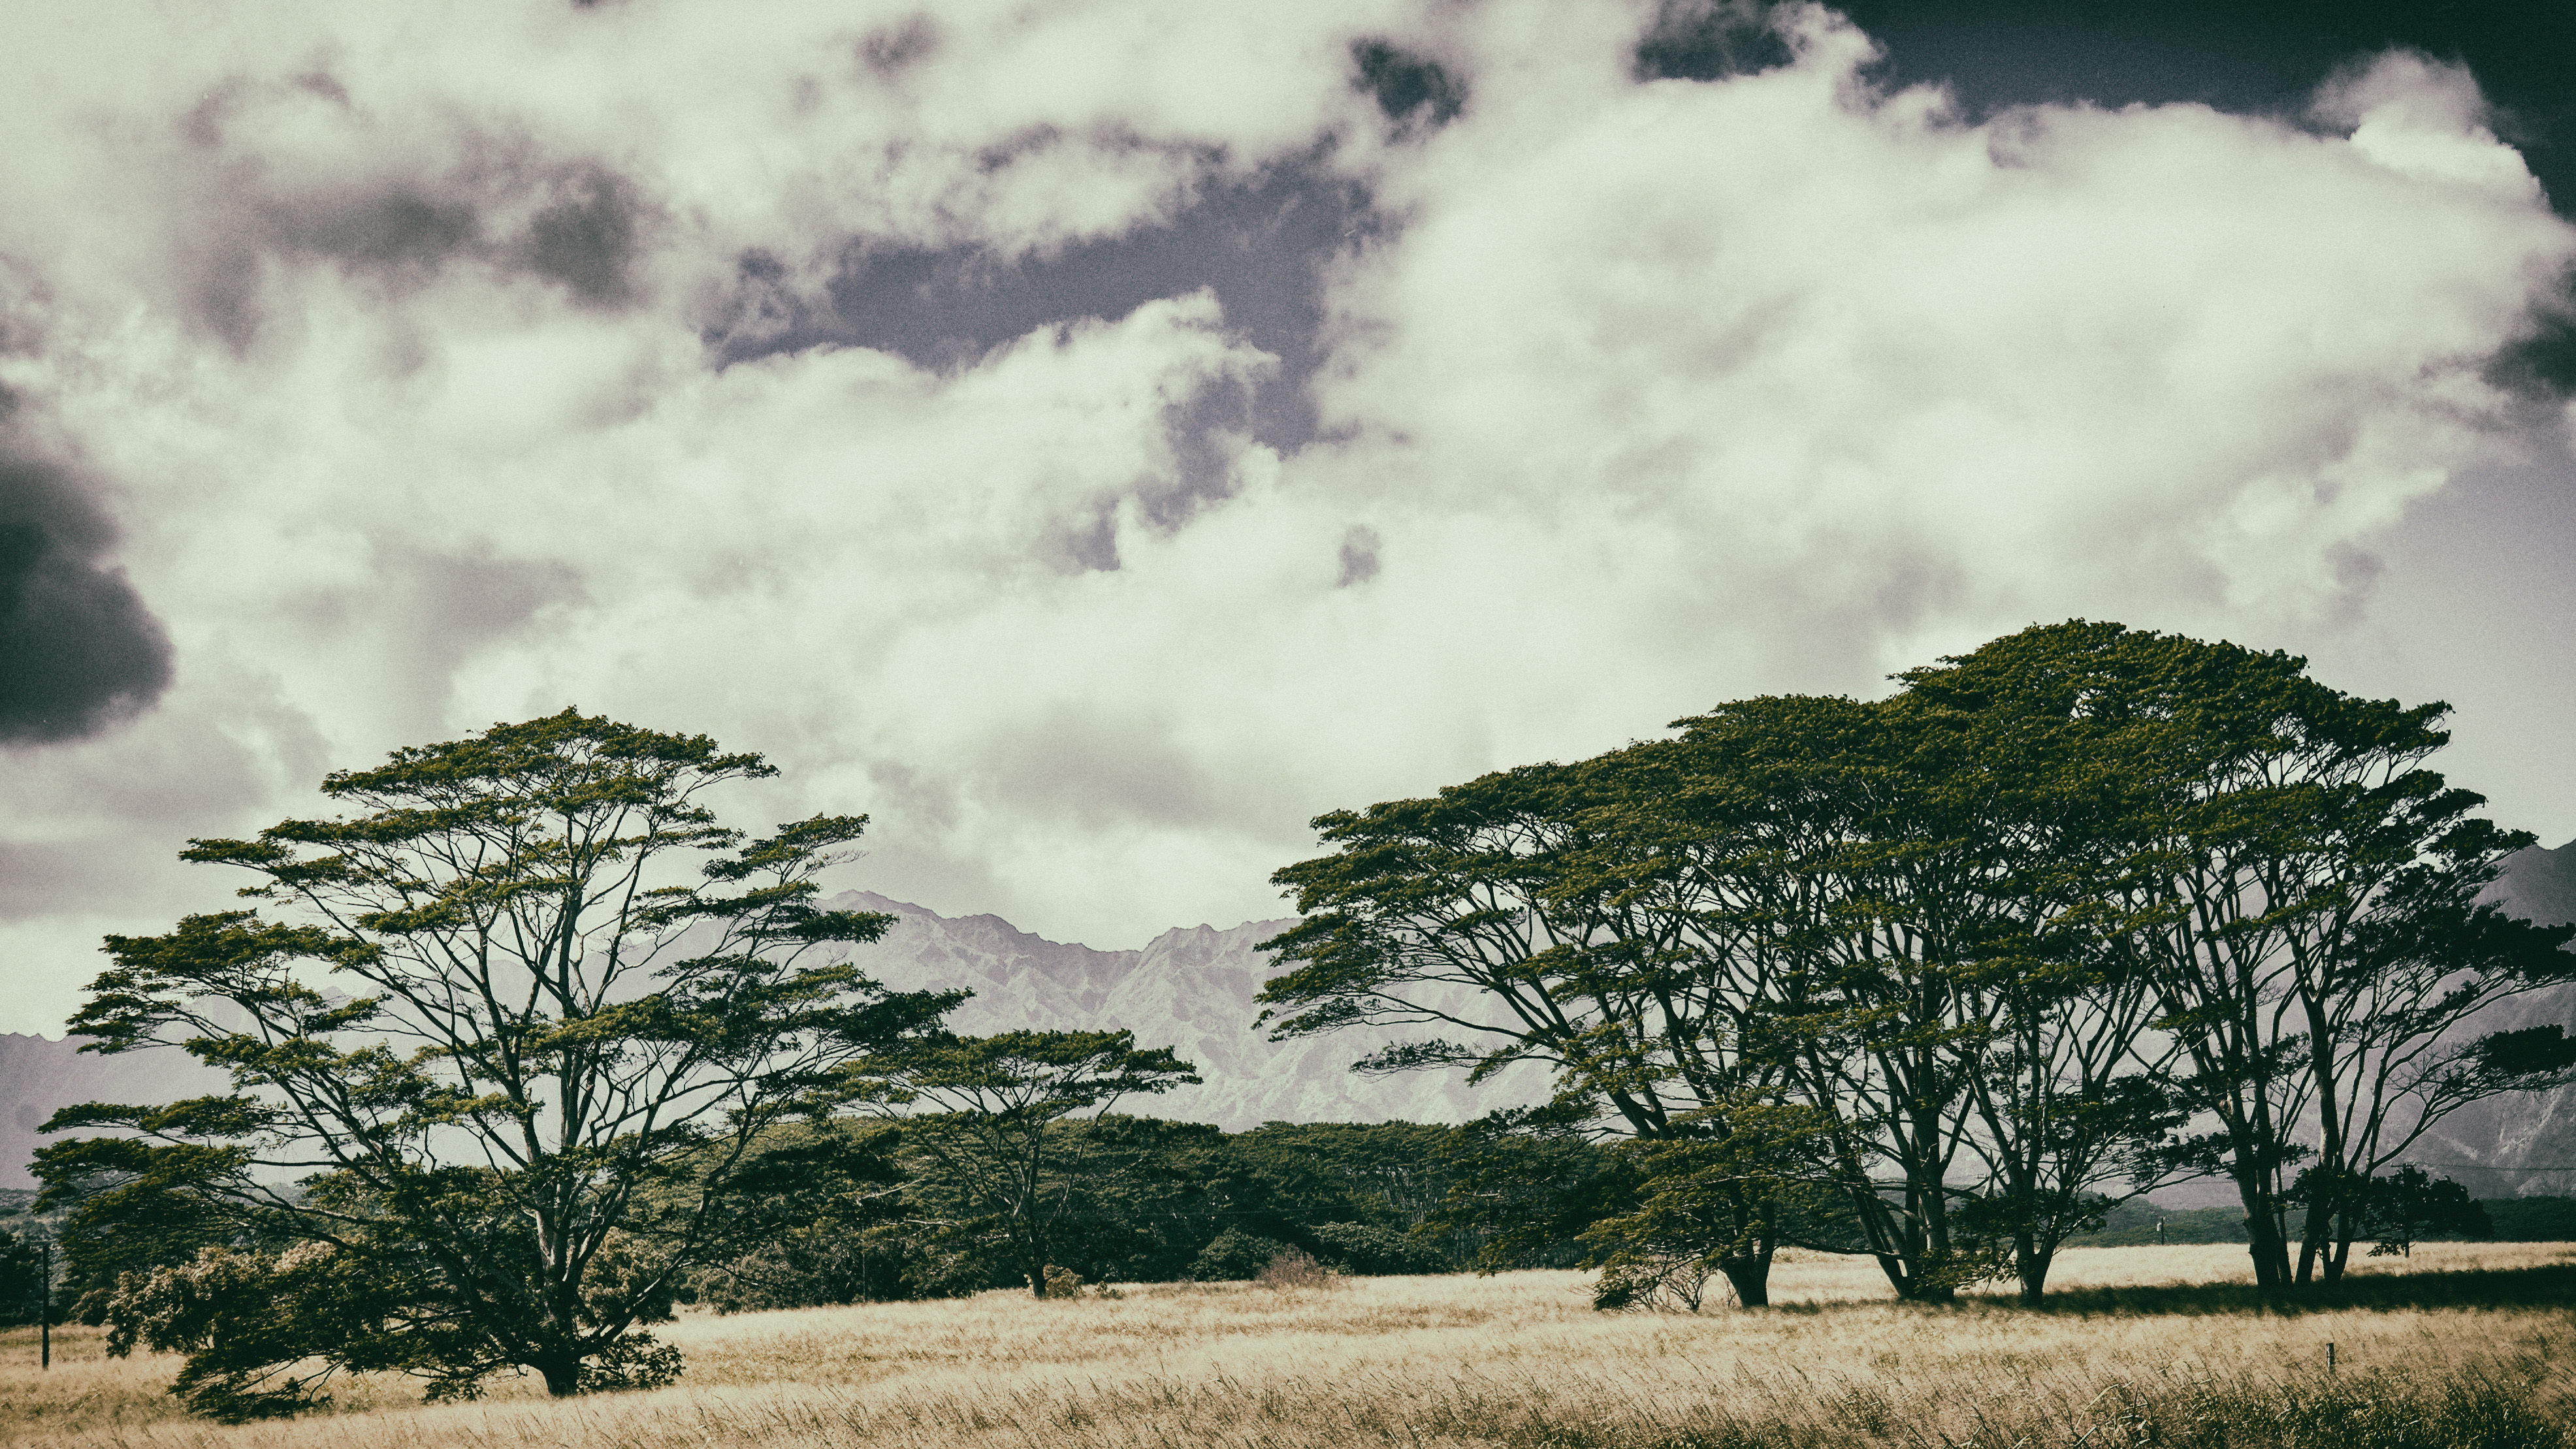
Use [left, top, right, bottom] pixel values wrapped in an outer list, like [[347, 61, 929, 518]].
[[24, 712, 1474, 1422], [29, 621, 2576, 1420], [1258, 622, 2576, 1308], [670, 1115, 1463, 1313]]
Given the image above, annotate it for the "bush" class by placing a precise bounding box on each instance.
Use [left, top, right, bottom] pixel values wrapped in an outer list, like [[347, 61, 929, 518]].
[[1252, 1247, 1341, 1291], [1190, 1228, 1286, 1281], [1310, 1221, 1447, 1277]]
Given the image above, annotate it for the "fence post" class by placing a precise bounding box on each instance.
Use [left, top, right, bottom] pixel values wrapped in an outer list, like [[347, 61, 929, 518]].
[[39, 1239, 50, 1371], [2326, 1341, 2334, 1374]]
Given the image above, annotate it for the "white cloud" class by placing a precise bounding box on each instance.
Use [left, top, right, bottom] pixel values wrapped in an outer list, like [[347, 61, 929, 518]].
[[1, 0, 2571, 1034]]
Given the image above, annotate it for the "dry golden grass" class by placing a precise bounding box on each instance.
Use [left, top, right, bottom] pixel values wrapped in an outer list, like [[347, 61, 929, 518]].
[[5, 1242, 2571, 1448]]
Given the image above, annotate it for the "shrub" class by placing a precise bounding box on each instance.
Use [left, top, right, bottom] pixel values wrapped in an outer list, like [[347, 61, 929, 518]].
[[1310, 1221, 1448, 1277], [1189, 1228, 1285, 1281]]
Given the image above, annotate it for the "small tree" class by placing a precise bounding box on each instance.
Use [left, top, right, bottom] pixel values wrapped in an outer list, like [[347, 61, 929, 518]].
[[2300, 1165, 2492, 1259], [869, 1030, 1199, 1295], [42, 711, 960, 1418]]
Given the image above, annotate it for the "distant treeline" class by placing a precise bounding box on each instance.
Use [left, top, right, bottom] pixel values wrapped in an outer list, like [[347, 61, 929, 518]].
[[2065, 1195, 2576, 1249], [679, 1115, 1535, 1313]]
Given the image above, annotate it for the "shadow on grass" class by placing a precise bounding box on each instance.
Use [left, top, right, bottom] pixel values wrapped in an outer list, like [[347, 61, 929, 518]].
[[1971, 1263, 2576, 1317]]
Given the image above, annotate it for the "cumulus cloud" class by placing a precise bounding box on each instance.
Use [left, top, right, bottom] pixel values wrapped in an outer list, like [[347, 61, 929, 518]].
[[0, 0, 2569, 1036]]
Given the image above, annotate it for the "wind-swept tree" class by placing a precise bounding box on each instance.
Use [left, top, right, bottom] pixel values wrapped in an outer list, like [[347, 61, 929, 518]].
[[40, 710, 961, 1418]]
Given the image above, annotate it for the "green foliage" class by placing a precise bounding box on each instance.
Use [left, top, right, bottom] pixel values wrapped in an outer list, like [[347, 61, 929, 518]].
[[2063, 1201, 2257, 1247], [2322, 1166, 2492, 1258], [1308, 1221, 1446, 1276], [0, 1227, 44, 1326], [1189, 1226, 1285, 1281], [671, 1116, 1470, 1309], [32, 1130, 259, 1323], [44, 710, 962, 1413], [868, 1031, 1201, 1296], [1261, 619, 2576, 1308], [2483, 1194, 2576, 1242], [1423, 1109, 1630, 1271]]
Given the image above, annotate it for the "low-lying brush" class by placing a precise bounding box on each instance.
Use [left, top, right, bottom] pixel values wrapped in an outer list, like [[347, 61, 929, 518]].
[[3, 1242, 2568, 1448]]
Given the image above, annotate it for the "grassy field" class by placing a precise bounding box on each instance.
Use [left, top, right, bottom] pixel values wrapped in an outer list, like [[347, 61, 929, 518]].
[[5, 1242, 2571, 1448]]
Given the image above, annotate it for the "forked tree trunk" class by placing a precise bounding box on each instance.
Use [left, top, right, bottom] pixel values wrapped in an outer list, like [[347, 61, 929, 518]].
[[1718, 1249, 1773, 1308], [2238, 1178, 2293, 1291], [534, 1348, 584, 1398]]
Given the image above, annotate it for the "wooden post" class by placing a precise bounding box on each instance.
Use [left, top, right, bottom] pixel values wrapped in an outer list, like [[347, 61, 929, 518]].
[[38, 1239, 50, 1371], [2326, 1341, 2335, 1373]]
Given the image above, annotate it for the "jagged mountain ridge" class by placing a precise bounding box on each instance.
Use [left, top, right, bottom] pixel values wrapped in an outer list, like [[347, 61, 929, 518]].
[[813, 891, 1546, 1132], [0, 893, 1545, 1188]]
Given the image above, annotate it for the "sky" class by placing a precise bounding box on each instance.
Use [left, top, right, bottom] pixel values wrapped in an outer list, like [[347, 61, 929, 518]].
[[3, 1, 2573, 1038]]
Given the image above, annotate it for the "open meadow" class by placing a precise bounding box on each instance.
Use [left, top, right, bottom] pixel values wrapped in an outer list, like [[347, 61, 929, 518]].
[[6, 1243, 2572, 1449]]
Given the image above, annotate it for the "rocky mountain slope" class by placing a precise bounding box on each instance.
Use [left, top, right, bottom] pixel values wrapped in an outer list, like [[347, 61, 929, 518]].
[[0, 893, 1546, 1188], [803, 891, 1546, 1131]]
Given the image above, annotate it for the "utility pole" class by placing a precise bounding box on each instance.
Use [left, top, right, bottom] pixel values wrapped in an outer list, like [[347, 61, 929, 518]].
[[38, 1238, 50, 1370]]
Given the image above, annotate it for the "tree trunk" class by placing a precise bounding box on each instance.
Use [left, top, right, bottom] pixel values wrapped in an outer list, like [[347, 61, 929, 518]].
[[2240, 1191, 2291, 1291], [2323, 1228, 2353, 1282], [534, 1348, 584, 1398], [1718, 1250, 1771, 1308], [2015, 1232, 2050, 1307]]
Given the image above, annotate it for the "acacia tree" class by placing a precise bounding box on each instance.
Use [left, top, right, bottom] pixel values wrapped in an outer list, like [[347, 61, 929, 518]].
[[40, 711, 961, 1418], [1259, 752, 1814, 1305], [1912, 622, 2576, 1289], [868, 1030, 1199, 1296], [1876, 649, 2196, 1304]]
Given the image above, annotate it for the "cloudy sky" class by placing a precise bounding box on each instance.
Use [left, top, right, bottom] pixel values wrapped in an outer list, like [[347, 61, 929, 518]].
[[3, 1, 2573, 1038]]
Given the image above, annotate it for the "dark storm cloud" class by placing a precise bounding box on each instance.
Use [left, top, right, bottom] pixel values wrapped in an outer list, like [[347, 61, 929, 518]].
[[1633, 0, 1794, 82], [715, 159, 1376, 453], [1826, 0, 2576, 218], [1148, 366, 1264, 532], [2485, 274, 2576, 402], [0, 433, 174, 746], [1351, 39, 1464, 131]]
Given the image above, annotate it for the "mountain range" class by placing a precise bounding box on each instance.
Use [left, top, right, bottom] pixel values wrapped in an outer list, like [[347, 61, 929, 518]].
[[4, 850, 2569, 1194], [0, 892, 1548, 1189]]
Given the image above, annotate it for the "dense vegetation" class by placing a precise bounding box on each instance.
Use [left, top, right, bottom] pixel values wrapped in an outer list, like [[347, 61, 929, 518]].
[[18, 621, 2576, 1421], [1261, 622, 2576, 1308]]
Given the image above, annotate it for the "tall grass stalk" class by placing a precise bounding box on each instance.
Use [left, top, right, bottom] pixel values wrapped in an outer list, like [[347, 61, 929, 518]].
[[3, 1243, 2567, 1448]]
